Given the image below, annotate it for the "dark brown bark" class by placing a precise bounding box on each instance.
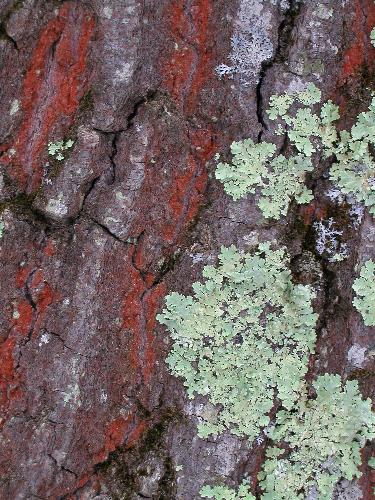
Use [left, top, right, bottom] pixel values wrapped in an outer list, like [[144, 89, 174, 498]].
[[0, 0, 374, 498]]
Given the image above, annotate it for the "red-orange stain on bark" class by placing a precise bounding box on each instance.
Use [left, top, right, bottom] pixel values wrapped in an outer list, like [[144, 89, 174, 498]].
[[164, 129, 216, 242], [125, 420, 147, 449], [43, 239, 56, 257], [13, 300, 34, 336], [0, 263, 33, 422], [93, 416, 147, 465], [0, 299, 33, 426], [163, 2, 194, 106], [0, 266, 55, 426], [300, 202, 327, 226], [143, 283, 167, 384], [163, 0, 214, 113], [340, 0, 375, 81], [122, 258, 146, 375], [34, 282, 54, 338], [186, 0, 214, 114], [1, 2, 94, 192], [74, 418, 147, 495], [0, 338, 17, 415], [121, 252, 166, 384], [163, 158, 198, 242], [93, 416, 132, 464]]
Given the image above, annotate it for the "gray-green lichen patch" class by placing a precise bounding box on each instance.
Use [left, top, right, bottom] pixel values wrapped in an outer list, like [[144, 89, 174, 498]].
[[259, 375, 375, 499], [201, 480, 254, 499], [48, 139, 74, 161], [330, 97, 375, 216], [352, 259, 375, 326], [216, 82, 375, 222], [216, 139, 313, 219], [215, 84, 326, 219], [157, 243, 317, 442]]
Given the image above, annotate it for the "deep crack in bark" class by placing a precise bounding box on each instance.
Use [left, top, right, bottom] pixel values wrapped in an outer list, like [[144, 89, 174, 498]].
[[256, 0, 301, 141]]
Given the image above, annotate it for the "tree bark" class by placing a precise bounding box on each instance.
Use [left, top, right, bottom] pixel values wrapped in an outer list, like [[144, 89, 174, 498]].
[[0, 0, 374, 498]]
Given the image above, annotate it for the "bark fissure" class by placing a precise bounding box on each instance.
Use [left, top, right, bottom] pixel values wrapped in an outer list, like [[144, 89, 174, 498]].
[[256, 0, 301, 141]]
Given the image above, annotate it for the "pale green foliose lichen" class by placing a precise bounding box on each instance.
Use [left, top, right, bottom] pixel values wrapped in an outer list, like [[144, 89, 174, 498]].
[[269, 87, 375, 215], [217, 79, 375, 218], [48, 139, 74, 161], [216, 140, 313, 219], [259, 374, 375, 500], [329, 98, 375, 215], [200, 480, 254, 500], [215, 84, 328, 219], [267, 84, 338, 157], [157, 243, 317, 442], [352, 259, 375, 326]]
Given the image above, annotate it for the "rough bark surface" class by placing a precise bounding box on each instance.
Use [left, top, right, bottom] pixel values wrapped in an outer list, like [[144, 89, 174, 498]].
[[0, 0, 374, 498]]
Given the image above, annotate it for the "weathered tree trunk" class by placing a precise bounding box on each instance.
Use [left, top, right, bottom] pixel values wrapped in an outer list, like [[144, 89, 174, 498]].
[[0, 0, 374, 498]]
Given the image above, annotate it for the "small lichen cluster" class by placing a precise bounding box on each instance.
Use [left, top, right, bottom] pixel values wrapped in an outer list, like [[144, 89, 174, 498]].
[[201, 480, 254, 500], [329, 98, 375, 216], [352, 259, 375, 326], [216, 82, 375, 220], [267, 84, 339, 157], [47, 139, 74, 161], [157, 244, 317, 442], [259, 375, 375, 499], [216, 140, 313, 219], [215, 84, 325, 219]]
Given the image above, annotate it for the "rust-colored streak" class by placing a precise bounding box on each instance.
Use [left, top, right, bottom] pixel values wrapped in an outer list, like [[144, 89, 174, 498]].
[[43, 239, 56, 257], [162, 0, 214, 114], [71, 417, 148, 497], [93, 415, 132, 464], [0, 299, 33, 426], [125, 420, 147, 449], [122, 255, 146, 375], [163, 158, 198, 242], [340, 0, 375, 81], [186, 0, 214, 114], [163, 2, 194, 106], [1, 2, 95, 192], [143, 283, 167, 384], [0, 338, 17, 418], [164, 129, 216, 242], [0, 266, 54, 428], [121, 253, 165, 385], [300, 202, 327, 226], [13, 300, 34, 336]]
